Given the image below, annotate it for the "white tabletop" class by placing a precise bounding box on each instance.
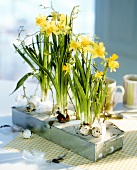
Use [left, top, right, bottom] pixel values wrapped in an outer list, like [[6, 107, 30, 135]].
[[0, 79, 80, 170]]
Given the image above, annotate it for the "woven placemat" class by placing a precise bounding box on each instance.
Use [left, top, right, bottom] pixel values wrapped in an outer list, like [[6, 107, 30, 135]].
[[4, 119, 137, 170]]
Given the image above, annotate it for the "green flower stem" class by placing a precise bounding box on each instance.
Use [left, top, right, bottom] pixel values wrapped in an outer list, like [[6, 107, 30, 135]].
[[87, 98, 92, 123], [84, 101, 88, 124], [75, 98, 80, 119], [39, 34, 51, 101], [40, 73, 49, 101], [93, 65, 109, 119]]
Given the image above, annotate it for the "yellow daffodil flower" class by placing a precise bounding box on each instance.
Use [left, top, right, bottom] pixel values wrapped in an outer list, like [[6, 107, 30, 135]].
[[80, 35, 91, 47], [57, 21, 64, 29], [95, 71, 103, 79], [69, 40, 80, 51], [107, 54, 119, 72], [91, 42, 106, 59], [108, 61, 119, 72], [36, 14, 49, 33], [46, 21, 56, 36], [59, 14, 66, 22], [109, 54, 118, 61], [53, 28, 62, 35], [62, 63, 71, 75], [51, 12, 58, 21], [35, 14, 47, 26]]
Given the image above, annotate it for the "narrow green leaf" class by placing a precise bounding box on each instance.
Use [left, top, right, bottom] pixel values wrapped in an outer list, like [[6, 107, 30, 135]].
[[52, 33, 57, 52], [85, 59, 92, 97], [75, 55, 86, 90], [32, 37, 36, 54], [73, 72, 86, 101], [10, 72, 33, 94], [19, 46, 58, 94]]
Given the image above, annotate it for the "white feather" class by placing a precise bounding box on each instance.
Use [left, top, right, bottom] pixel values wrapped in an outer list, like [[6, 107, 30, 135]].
[[22, 150, 46, 165]]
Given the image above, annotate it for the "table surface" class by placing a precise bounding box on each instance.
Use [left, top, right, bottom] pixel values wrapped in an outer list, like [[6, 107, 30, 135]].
[[0, 79, 137, 170]]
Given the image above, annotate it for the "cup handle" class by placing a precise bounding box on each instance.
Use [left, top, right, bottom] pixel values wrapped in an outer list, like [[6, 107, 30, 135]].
[[113, 86, 125, 108]]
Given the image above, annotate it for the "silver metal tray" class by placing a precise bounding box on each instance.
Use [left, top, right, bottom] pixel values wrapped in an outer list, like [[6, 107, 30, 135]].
[[12, 107, 124, 162]]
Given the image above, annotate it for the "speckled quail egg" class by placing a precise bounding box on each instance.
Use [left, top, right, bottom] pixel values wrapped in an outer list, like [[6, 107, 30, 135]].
[[22, 129, 32, 139]]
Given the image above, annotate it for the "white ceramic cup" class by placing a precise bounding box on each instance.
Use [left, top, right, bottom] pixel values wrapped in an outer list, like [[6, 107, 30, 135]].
[[123, 74, 137, 109], [104, 78, 125, 112]]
